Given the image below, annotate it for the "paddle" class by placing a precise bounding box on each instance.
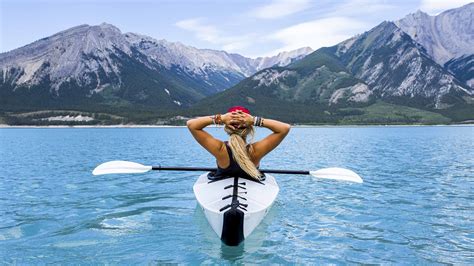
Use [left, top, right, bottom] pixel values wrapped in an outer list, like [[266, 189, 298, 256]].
[[92, 160, 363, 183]]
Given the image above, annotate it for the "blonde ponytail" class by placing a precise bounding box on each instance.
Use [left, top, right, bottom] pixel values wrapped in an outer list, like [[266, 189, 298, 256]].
[[224, 126, 262, 180]]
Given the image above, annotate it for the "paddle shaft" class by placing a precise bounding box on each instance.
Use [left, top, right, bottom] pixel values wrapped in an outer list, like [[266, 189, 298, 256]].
[[152, 166, 310, 175]]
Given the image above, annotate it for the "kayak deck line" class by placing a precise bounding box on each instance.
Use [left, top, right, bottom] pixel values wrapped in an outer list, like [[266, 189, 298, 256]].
[[221, 177, 246, 245]]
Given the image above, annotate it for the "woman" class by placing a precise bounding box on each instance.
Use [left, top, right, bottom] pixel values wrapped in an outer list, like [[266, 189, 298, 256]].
[[187, 106, 290, 181]]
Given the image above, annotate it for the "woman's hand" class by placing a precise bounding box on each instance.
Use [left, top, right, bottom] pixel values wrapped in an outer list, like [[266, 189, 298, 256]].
[[240, 111, 254, 128], [221, 112, 236, 130], [222, 111, 253, 130]]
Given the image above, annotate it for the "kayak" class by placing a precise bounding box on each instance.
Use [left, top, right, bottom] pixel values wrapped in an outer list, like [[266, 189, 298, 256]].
[[193, 173, 279, 246]]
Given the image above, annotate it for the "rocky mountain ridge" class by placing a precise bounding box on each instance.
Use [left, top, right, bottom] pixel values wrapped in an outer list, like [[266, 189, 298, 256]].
[[1, 4, 473, 124], [192, 20, 473, 123], [395, 3, 474, 65], [0, 23, 312, 109]]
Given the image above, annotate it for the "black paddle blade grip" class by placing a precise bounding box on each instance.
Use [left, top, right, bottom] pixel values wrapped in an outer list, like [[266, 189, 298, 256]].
[[221, 208, 245, 246]]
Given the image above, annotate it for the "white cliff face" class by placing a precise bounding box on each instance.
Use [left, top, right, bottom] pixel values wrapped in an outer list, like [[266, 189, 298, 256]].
[[0, 23, 312, 94], [395, 3, 474, 65], [329, 83, 371, 105], [252, 69, 297, 87], [0, 23, 128, 91]]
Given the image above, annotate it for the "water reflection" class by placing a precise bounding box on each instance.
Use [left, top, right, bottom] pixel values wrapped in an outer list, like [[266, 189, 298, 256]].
[[193, 202, 279, 262]]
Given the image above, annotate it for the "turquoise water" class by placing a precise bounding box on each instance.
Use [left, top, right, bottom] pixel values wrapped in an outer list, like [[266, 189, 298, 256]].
[[0, 126, 473, 264]]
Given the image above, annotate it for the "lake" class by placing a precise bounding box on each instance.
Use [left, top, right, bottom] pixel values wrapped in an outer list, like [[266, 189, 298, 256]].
[[0, 126, 473, 264]]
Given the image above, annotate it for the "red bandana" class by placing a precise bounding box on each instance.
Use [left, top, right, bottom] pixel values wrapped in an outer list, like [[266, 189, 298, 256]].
[[227, 106, 250, 114]]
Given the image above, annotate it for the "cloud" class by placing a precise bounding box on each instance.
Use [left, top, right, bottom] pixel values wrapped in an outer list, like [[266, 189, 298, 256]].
[[326, 0, 397, 17], [267, 17, 368, 55], [174, 0, 422, 57], [250, 0, 311, 19], [419, 0, 473, 15], [175, 18, 256, 53], [175, 18, 220, 43]]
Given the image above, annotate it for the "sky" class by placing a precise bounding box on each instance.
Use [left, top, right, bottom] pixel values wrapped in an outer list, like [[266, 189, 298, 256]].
[[0, 0, 472, 58]]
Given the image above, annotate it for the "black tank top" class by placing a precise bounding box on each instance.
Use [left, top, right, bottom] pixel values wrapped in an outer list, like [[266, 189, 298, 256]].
[[209, 142, 264, 181]]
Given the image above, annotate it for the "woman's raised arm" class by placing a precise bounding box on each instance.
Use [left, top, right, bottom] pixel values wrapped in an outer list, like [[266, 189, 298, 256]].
[[251, 117, 291, 160], [187, 115, 222, 157], [186, 113, 240, 157]]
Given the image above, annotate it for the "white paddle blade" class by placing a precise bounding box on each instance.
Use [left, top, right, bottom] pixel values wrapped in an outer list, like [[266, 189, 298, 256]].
[[310, 167, 363, 183], [92, 160, 152, 175]]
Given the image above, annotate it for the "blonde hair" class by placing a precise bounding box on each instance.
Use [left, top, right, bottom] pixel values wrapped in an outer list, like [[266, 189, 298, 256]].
[[224, 125, 262, 180]]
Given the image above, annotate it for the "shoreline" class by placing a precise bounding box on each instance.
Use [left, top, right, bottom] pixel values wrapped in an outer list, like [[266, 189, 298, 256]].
[[1, 124, 473, 128]]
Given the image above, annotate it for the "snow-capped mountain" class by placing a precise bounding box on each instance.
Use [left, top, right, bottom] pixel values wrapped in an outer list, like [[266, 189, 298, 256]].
[[0, 23, 312, 109], [395, 3, 474, 65]]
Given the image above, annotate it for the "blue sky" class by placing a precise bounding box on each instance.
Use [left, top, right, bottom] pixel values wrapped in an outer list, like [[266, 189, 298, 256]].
[[1, 0, 472, 57]]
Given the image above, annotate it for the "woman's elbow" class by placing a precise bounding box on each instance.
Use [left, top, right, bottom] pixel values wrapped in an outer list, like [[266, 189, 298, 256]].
[[186, 119, 195, 129], [282, 123, 291, 135]]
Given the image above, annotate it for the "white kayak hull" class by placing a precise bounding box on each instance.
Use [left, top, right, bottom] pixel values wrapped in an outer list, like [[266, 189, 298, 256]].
[[193, 173, 279, 246]]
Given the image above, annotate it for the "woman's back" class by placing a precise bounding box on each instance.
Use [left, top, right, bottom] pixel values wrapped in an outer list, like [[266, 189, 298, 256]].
[[187, 106, 290, 181], [211, 141, 262, 180]]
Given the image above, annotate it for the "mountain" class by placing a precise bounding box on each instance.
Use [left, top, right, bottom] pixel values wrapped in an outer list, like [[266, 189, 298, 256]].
[[0, 23, 312, 111], [253, 47, 314, 71], [332, 21, 471, 109], [444, 54, 474, 89], [2, 4, 473, 125], [192, 21, 473, 123], [395, 3, 474, 65], [190, 48, 373, 122], [227, 47, 313, 76]]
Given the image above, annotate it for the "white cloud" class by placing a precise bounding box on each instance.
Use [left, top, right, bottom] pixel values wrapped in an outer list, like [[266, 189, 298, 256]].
[[250, 0, 311, 19], [267, 17, 368, 55], [222, 41, 249, 52], [326, 0, 397, 17], [175, 18, 220, 43], [175, 18, 256, 53], [419, 0, 473, 15]]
